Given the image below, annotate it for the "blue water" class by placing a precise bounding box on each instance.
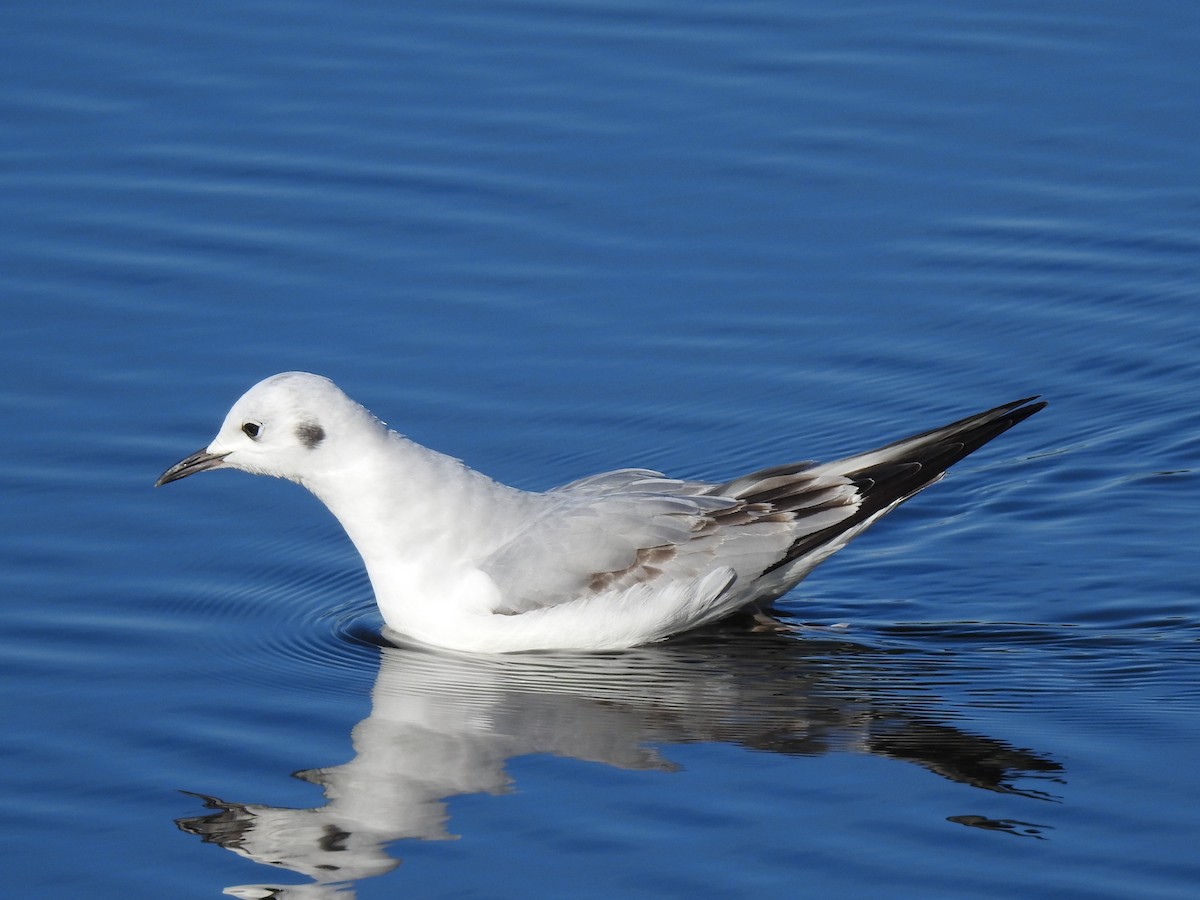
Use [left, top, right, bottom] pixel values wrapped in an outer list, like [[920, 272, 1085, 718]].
[[3, 1, 1199, 897]]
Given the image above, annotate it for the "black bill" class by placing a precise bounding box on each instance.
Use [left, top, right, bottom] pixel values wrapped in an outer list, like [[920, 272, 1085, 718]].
[[155, 448, 230, 487]]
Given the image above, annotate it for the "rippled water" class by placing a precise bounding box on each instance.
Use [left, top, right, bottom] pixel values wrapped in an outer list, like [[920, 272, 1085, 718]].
[[3, 1, 1199, 897]]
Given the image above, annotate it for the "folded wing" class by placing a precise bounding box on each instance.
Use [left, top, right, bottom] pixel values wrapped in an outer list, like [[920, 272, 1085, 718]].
[[480, 397, 1045, 619]]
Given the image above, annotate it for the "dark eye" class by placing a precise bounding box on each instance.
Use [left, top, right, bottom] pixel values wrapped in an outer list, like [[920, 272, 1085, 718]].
[[242, 421, 261, 439]]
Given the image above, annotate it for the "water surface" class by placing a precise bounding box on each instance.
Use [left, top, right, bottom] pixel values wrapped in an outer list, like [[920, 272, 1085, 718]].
[[2, 1, 1198, 897]]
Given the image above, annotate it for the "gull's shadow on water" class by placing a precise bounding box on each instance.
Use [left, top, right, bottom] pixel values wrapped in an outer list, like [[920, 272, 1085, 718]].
[[177, 622, 1063, 898]]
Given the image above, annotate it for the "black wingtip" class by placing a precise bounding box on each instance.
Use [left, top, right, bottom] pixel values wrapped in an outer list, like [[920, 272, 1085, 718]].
[[859, 394, 1047, 490], [765, 396, 1047, 573], [978, 396, 1047, 442]]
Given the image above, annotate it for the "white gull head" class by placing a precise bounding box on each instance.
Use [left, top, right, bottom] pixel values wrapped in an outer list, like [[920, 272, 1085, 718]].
[[157, 372, 383, 487]]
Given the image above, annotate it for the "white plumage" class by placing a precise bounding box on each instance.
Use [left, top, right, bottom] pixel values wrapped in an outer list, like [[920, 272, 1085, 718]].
[[157, 373, 1044, 653]]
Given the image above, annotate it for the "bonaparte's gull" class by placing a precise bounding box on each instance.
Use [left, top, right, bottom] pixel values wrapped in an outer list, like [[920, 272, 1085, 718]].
[[157, 373, 1044, 653]]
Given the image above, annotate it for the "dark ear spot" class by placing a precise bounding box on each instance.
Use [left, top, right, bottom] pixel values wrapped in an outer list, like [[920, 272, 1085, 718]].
[[295, 422, 325, 449]]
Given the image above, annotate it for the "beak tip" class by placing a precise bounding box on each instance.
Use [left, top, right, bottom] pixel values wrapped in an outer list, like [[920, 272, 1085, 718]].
[[155, 448, 229, 487]]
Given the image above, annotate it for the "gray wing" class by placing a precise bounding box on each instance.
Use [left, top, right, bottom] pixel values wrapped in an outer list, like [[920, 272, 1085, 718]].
[[479, 396, 1046, 617], [479, 467, 859, 614]]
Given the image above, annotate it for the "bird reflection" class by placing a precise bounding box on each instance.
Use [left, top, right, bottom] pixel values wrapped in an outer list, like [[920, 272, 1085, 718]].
[[177, 625, 1062, 898]]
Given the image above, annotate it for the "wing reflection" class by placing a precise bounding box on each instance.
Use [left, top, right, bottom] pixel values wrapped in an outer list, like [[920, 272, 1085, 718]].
[[178, 628, 1062, 897]]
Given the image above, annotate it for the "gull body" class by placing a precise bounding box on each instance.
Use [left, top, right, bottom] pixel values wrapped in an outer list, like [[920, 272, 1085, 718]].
[[157, 373, 1044, 653]]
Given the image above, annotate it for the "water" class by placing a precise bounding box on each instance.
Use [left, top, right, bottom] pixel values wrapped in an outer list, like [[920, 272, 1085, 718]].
[[2, 1, 1198, 897]]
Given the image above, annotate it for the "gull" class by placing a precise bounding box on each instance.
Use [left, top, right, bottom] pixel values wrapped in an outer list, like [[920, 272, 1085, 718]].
[[156, 373, 1044, 653]]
